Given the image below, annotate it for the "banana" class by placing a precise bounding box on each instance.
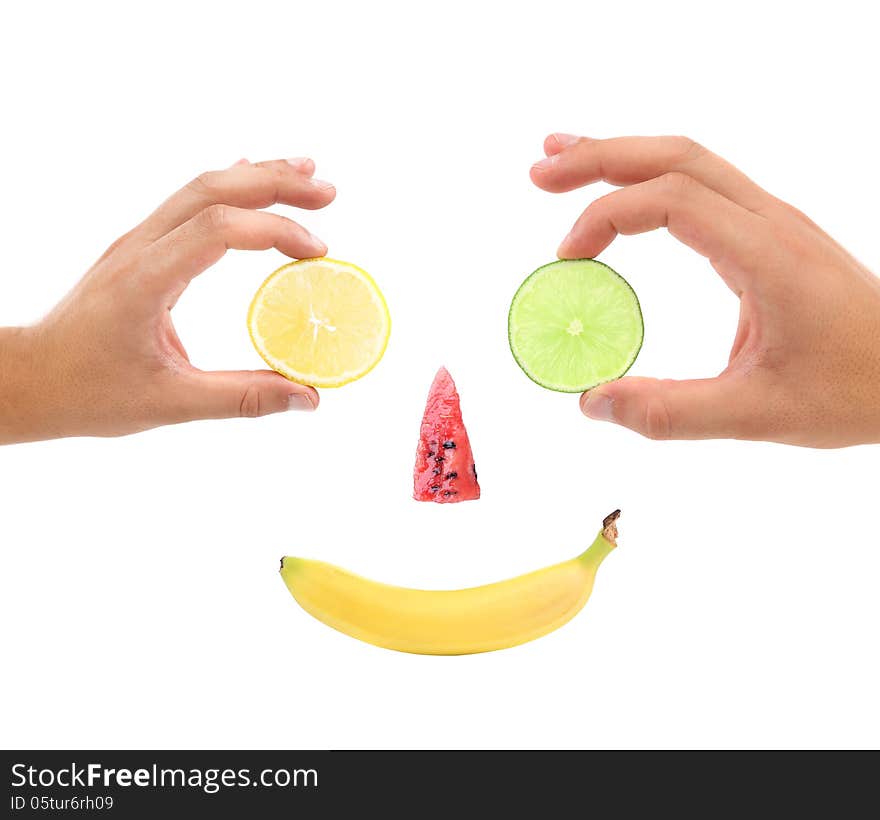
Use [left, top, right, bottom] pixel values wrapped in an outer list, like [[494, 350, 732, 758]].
[[279, 510, 620, 655]]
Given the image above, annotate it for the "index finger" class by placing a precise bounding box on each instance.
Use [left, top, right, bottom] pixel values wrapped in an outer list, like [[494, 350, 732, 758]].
[[531, 135, 770, 213], [559, 173, 772, 293], [143, 206, 326, 303]]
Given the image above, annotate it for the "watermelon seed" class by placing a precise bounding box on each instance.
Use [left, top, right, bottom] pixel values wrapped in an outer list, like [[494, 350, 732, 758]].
[[443, 490, 457, 497], [430, 485, 440, 492], [432, 468, 441, 475], [445, 472, 458, 480], [434, 456, 444, 463], [442, 441, 456, 449]]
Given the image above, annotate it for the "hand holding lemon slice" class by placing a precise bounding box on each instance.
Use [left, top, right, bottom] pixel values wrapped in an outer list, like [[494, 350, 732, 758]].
[[248, 258, 391, 388]]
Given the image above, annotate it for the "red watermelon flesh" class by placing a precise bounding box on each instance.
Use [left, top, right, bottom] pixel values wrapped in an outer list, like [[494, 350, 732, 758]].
[[413, 368, 480, 503]]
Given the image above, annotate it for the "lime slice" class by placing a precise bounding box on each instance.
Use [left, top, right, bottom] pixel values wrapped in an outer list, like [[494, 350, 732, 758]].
[[508, 259, 643, 392], [248, 257, 390, 388]]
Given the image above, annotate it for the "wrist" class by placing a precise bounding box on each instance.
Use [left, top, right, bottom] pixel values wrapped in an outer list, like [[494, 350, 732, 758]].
[[0, 325, 50, 445]]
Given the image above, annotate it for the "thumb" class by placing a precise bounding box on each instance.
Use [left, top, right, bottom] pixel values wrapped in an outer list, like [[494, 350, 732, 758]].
[[173, 370, 319, 422], [579, 376, 752, 441]]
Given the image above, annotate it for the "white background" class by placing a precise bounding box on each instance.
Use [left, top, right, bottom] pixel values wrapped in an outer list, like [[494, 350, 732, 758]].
[[1, 0, 878, 750]]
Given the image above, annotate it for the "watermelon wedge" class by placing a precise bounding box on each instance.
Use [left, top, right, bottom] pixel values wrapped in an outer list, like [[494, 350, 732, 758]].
[[413, 368, 481, 503]]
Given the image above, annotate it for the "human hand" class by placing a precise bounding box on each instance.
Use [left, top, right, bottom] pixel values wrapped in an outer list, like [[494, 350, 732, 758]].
[[0, 158, 335, 445], [530, 135, 880, 448]]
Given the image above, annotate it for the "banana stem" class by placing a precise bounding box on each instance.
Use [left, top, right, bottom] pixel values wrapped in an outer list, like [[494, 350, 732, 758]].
[[578, 509, 621, 567], [602, 509, 621, 546]]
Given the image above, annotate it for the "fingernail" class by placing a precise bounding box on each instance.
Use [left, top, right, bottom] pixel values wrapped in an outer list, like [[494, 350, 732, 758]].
[[288, 393, 316, 411], [311, 178, 335, 190], [531, 155, 559, 172], [308, 232, 326, 252], [550, 133, 579, 149], [581, 390, 614, 421], [286, 157, 314, 171]]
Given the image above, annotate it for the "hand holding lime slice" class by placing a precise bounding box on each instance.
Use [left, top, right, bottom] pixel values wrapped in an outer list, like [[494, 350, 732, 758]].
[[248, 257, 391, 388], [508, 259, 643, 392]]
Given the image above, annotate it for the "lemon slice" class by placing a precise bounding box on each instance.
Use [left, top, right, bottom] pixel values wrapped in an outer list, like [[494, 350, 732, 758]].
[[248, 258, 390, 387]]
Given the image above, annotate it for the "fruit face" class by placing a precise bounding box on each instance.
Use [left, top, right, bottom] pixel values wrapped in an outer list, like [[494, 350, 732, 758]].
[[248, 257, 391, 388], [279, 511, 620, 655], [508, 259, 644, 392], [413, 368, 480, 503]]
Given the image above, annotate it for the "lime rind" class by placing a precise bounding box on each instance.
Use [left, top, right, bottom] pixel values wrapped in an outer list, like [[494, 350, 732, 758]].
[[508, 259, 643, 393]]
